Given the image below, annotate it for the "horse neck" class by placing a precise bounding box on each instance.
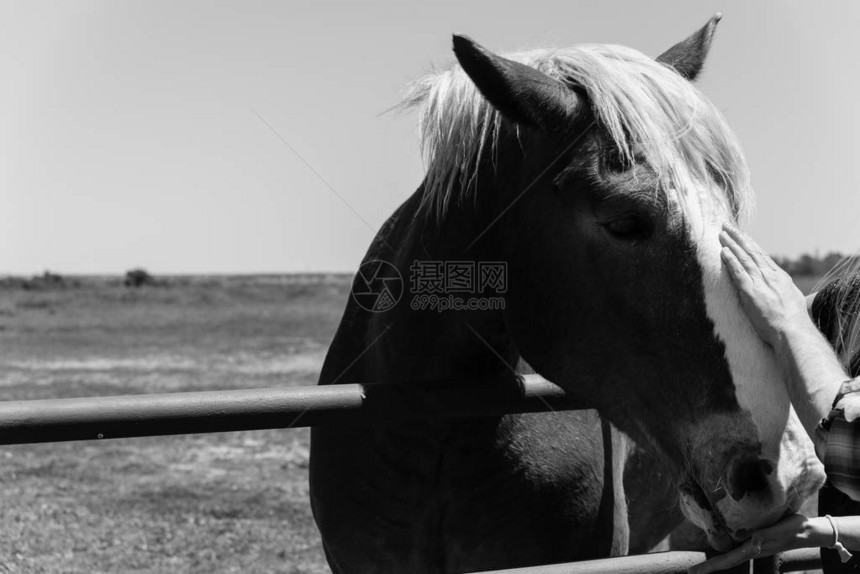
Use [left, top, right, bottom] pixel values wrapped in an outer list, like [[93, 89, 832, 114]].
[[361, 184, 518, 386]]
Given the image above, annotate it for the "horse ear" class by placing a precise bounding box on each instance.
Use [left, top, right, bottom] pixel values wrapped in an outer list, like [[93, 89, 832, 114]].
[[452, 35, 580, 133], [656, 13, 722, 81]]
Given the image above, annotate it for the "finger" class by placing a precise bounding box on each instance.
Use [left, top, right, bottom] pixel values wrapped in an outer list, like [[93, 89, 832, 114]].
[[752, 250, 786, 280], [722, 225, 758, 253], [750, 248, 780, 273], [753, 255, 799, 293], [761, 250, 781, 272], [722, 247, 756, 291], [720, 230, 763, 280], [688, 539, 761, 574], [723, 226, 773, 270]]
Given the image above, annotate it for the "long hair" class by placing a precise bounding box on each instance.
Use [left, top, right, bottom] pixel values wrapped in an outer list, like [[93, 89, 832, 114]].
[[812, 255, 860, 376], [399, 43, 754, 222]]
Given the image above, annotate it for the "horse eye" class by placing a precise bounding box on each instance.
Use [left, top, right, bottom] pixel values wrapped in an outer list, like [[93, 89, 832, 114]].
[[604, 150, 628, 173], [604, 217, 649, 239]]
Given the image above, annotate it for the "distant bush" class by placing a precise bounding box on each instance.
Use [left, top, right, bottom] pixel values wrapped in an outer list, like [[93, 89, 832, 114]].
[[773, 252, 857, 277], [124, 268, 157, 288], [18, 271, 72, 291]]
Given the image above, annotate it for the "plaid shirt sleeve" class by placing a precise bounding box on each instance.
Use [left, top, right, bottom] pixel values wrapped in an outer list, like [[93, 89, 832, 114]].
[[818, 380, 860, 502]]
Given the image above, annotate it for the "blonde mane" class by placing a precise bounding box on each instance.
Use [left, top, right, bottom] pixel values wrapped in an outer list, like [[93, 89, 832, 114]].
[[400, 43, 753, 221]]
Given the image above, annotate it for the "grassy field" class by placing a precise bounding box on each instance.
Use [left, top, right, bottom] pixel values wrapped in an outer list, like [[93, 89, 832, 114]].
[[0, 272, 826, 573], [0, 275, 351, 573]]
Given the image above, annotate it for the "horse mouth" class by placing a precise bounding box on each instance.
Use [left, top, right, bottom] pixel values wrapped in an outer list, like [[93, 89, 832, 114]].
[[680, 477, 802, 552], [679, 479, 735, 552], [680, 479, 714, 513]]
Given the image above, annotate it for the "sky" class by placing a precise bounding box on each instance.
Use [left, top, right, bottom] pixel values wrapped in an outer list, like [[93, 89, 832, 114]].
[[2, 0, 859, 274]]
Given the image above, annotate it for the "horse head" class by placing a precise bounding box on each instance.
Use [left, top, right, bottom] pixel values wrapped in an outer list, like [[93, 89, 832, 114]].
[[407, 15, 826, 549]]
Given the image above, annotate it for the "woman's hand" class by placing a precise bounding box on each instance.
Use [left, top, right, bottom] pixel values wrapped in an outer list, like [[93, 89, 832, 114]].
[[719, 225, 812, 350], [688, 514, 831, 574], [720, 225, 845, 436]]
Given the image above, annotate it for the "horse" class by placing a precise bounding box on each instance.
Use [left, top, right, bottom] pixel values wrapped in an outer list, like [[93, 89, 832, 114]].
[[309, 16, 826, 573]]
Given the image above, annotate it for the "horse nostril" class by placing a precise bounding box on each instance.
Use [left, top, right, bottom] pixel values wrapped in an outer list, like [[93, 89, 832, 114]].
[[727, 456, 774, 501]]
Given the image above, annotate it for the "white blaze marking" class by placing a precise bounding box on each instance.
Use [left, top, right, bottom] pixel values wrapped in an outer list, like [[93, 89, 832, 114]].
[[680, 192, 824, 530]]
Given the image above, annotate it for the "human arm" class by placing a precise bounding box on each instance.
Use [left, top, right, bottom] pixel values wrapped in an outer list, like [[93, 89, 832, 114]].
[[688, 514, 858, 573], [719, 225, 847, 439], [775, 321, 848, 442]]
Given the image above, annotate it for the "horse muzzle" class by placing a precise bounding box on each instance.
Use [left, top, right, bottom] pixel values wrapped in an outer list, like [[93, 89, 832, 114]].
[[680, 450, 825, 550]]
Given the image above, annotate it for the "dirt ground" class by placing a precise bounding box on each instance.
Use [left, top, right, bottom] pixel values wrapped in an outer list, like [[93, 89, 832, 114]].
[[0, 275, 350, 573]]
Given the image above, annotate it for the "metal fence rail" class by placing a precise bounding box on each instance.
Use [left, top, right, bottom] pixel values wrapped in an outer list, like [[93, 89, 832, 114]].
[[470, 551, 709, 573], [754, 548, 822, 573], [466, 549, 821, 574], [0, 376, 824, 573], [0, 374, 587, 444]]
